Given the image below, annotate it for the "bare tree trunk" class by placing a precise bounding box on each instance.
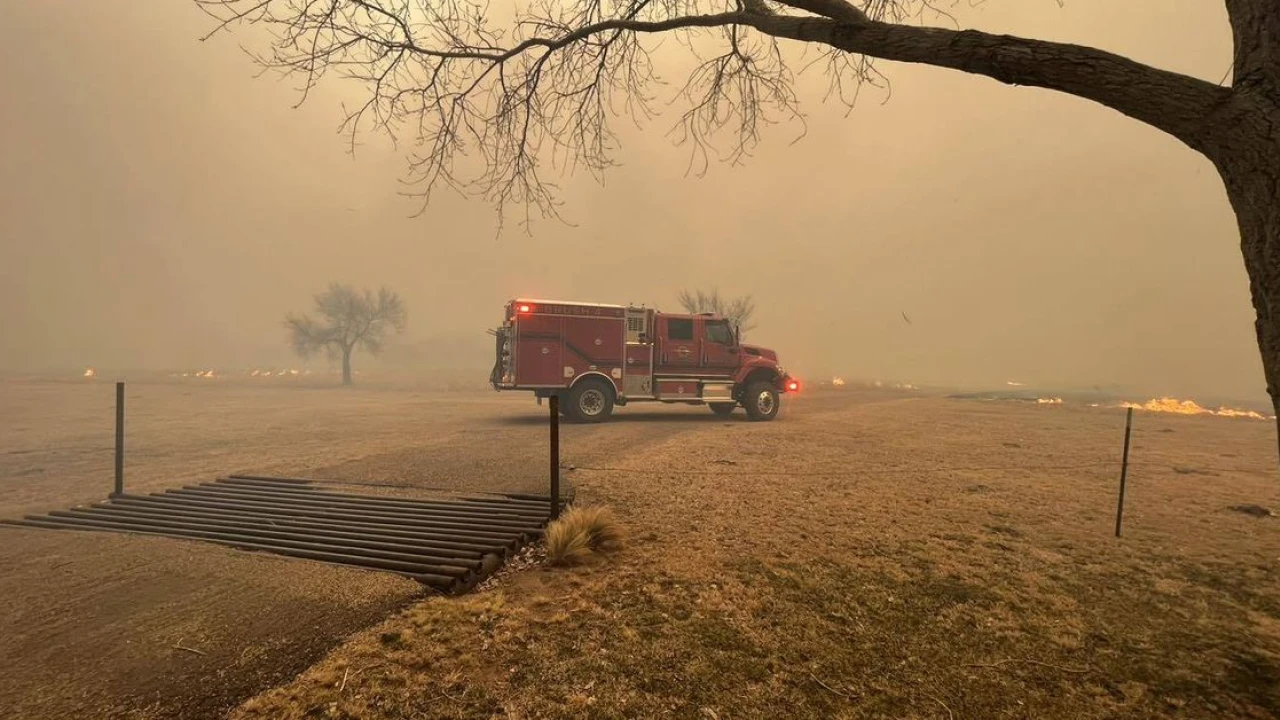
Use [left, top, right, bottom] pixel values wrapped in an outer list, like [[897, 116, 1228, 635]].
[[1212, 100, 1280, 456], [1221, 0, 1280, 460], [341, 346, 353, 386], [1222, 165, 1280, 452]]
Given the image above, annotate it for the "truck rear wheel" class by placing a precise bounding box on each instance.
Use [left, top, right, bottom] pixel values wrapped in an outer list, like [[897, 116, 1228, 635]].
[[567, 378, 614, 423], [743, 382, 779, 422], [709, 402, 737, 417]]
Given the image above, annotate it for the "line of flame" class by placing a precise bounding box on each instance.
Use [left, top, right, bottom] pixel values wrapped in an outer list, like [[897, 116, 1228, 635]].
[[1119, 397, 1268, 420]]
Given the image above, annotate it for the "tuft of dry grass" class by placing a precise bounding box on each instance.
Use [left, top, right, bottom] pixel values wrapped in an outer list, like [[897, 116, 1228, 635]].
[[544, 505, 626, 566], [544, 522, 593, 566]]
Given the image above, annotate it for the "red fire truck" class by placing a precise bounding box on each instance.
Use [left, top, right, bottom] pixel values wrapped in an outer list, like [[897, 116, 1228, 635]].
[[489, 298, 798, 422]]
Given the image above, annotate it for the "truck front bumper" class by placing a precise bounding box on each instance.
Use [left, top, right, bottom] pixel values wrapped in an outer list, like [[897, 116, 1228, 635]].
[[777, 370, 799, 393]]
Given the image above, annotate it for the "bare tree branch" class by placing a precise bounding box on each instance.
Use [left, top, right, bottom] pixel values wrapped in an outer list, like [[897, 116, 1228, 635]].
[[197, 0, 874, 229], [198, 0, 1238, 232], [744, 14, 1237, 154], [679, 287, 757, 335]]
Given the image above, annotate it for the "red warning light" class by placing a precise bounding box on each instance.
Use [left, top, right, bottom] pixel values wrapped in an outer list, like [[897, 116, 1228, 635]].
[[787, 380, 800, 392], [517, 304, 532, 313]]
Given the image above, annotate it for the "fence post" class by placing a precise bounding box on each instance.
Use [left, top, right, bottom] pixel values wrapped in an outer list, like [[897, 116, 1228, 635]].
[[549, 394, 560, 520], [1115, 406, 1133, 538], [114, 381, 125, 497]]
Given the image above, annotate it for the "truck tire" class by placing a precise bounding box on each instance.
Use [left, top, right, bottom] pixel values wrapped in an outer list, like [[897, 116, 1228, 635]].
[[709, 402, 737, 417], [742, 381, 779, 422], [567, 378, 614, 423]]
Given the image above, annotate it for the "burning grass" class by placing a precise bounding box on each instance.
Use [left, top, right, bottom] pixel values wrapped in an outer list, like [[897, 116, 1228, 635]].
[[1121, 397, 1271, 420], [957, 390, 1273, 421]]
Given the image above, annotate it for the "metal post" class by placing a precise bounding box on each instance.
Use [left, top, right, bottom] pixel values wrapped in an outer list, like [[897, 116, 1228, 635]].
[[1115, 406, 1133, 538], [549, 394, 560, 520], [114, 381, 125, 497]]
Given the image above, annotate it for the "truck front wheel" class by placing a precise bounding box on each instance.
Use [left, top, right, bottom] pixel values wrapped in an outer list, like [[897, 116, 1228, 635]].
[[567, 378, 615, 423], [743, 382, 779, 422]]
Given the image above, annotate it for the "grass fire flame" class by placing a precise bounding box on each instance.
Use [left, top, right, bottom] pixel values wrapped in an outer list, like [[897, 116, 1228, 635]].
[[1119, 397, 1269, 420]]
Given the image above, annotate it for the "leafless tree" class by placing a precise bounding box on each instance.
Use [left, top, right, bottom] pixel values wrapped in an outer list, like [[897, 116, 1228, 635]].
[[200, 0, 1280, 452], [679, 288, 756, 337], [286, 283, 407, 385]]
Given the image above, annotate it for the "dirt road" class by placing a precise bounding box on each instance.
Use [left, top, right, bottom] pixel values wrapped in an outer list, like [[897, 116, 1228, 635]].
[[0, 377, 850, 719]]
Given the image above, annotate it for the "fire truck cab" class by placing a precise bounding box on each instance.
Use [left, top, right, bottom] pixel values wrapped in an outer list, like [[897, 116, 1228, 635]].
[[489, 298, 798, 422]]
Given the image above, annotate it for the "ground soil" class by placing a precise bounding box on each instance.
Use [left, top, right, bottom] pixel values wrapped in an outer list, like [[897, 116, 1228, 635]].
[[3, 376, 1280, 719], [0, 376, 848, 719]]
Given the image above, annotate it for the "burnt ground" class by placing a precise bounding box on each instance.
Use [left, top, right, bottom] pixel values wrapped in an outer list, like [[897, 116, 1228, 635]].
[[0, 378, 861, 719]]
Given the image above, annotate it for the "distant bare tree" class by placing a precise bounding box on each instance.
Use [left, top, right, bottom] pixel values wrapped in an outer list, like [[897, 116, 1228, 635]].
[[286, 283, 407, 385], [199, 1, 1280, 455], [679, 288, 756, 337]]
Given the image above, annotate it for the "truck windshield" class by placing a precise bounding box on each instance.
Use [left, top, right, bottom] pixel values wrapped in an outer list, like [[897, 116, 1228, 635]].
[[706, 321, 733, 344]]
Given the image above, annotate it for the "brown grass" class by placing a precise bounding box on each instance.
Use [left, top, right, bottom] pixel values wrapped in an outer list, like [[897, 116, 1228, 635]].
[[154, 390, 1280, 719], [544, 504, 626, 566]]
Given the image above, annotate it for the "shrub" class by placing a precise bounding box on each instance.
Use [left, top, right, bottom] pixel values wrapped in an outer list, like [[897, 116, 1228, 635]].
[[544, 505, 626, 566]]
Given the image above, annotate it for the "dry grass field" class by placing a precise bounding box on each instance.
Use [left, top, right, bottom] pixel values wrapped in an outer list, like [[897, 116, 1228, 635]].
[[2, 375, 1279, 719]]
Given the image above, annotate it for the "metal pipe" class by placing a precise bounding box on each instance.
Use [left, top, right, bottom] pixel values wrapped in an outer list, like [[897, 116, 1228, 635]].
[[550, 394, 560, 519], [500, 492, 561, 505], [224, 474, 314, 485], [165, 487, 546, 530], [93, 500, 511, 554], [225, 476, 551, 511], [220, 477, 551, 512], [58, 508, 487, 561], [210, 479, 549, 519], [229, 473, 552, 509], [182, 482, 548, 520], [100, 498, 517, 549], [28, 512, 477, 576], [114, 493, 535, 542], [459, 494, 553, 509], [162, 489, 546, 535], [116, 493, 540, 541], [1115, 406, 1134, 538], [5, 517, 461, 590], [114, 382, 124, 497]]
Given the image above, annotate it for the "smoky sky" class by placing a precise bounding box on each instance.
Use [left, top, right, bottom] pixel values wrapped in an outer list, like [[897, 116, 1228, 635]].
[[0, 1, 1260, 400]]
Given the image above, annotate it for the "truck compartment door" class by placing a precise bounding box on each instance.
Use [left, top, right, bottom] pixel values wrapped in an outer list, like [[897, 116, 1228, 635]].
[[514, 315, 565, 386], [656, 379, 697, 400]]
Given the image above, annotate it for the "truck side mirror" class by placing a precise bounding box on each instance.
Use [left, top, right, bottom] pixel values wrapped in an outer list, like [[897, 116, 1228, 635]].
[[733, 323, 741, 345]]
